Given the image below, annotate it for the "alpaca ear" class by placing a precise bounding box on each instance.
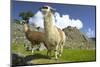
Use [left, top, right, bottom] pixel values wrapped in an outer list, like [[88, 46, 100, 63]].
[[50, 8, 56, 14], [39, 7, 42, 11]]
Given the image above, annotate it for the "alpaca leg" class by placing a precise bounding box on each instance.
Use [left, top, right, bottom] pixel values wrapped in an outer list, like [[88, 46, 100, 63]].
[[56, 42, 61, 57], [31, 42, 35, 54], [47, 50, 51, 59], [55, 44, 59, 60], [32, 48, 34, 54], [31, 45, 35, 54], [47, 50, 51, 56], [36, 44, 41, 51], [47, 50, 49, 56], [32, 45, 39, 53], [55, 51, 58, 60], [59, 42, 64, 57], [59, 45, 63, 57], [58, 44, 61, 57]]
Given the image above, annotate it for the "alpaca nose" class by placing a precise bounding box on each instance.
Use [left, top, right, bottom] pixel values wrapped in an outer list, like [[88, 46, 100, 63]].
[[42, 11, 47, 15], [40, 9, 47, 15]]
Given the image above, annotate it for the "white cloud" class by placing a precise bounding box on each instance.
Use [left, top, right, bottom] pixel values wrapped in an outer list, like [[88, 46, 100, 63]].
[[29, 11, 44, 28], [86, 28, 95, 38], [54, 12, 83, 29], [29, 11, 83, 29]]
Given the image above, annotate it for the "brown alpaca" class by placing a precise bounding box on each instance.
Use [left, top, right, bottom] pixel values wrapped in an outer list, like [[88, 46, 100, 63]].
[[40, 6, 66, 59], [24, 23, 48, 53]]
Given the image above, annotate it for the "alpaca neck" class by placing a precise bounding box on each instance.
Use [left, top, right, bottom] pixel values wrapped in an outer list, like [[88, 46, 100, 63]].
[[24, 23, 30, 33], [44, 12, 54, 34]]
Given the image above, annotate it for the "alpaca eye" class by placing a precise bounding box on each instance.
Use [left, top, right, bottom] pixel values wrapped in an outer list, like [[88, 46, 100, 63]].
[[42, 7, 48, 9]]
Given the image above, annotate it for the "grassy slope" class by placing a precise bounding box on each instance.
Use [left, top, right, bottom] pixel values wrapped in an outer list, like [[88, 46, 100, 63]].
[[11, 43, 96, 65]]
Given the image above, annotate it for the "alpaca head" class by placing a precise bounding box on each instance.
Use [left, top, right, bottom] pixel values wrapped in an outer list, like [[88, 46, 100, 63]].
[[40, 6, 55, 16]]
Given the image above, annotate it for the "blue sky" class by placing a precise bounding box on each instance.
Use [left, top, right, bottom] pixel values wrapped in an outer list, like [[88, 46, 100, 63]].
[[11, 1, 96, 38]]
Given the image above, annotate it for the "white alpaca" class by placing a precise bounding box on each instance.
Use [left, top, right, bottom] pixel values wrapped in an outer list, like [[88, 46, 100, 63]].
[[40, 6, 66, 59]]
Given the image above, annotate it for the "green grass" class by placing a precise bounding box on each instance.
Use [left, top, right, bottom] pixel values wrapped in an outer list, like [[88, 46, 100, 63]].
[[11, 43, 96, 65], [60, 49, 96, 62]]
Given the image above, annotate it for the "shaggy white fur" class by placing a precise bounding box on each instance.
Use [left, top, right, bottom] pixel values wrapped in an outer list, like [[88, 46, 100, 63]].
[[41, 6, 66, 59]]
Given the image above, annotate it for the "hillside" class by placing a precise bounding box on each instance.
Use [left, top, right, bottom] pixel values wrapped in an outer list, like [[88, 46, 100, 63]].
[[63, 26, 95, 49], [11, 23, 95, 50], [11, 23, 96, 66], [11, 22, 46, 50]]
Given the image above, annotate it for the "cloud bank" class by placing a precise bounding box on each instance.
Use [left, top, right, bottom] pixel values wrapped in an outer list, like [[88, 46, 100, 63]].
[[29, 11, 83, 29], [29, 11, 44, 28], [54, 12, 83, 29], [86, 28, 95, 38]]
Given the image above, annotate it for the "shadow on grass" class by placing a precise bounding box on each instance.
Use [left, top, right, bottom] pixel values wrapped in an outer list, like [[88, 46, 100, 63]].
[[11, 53, 50, 67]]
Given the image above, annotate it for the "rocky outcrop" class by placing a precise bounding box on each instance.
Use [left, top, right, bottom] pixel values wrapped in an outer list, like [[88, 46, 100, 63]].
[[63, 26, 95, 49]]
